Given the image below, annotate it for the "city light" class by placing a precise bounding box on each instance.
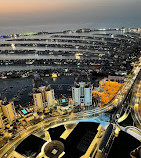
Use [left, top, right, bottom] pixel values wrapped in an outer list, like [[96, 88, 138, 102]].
[[0, 4, 140, 156]]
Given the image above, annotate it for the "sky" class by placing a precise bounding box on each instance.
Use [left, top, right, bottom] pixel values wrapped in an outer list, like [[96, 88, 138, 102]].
[[0, 0, 141, 28]]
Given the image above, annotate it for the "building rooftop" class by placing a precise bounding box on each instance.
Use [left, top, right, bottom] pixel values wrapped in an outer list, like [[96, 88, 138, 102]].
[[75, 70, 90, 83], [44, 140, 64, 158], [48, 122, 99, 158], [107, 131, 141, 158], [74, 71, 91, 88], [48, 125, 65, 140], [61, 122, 99, 158], [15, 134, 46, 157], [33, 74, 50, 90], [99, 124, 113, 151], [130, 146, 141, 158]]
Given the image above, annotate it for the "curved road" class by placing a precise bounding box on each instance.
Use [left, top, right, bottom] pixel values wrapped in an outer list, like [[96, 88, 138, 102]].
[[1, 56, 141, 158]]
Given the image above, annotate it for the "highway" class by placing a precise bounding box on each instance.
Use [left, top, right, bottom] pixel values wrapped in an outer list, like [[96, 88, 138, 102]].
[[130, 69, 141, 127], [0, 56, 141, 158], [111, 56, 141, 123], [0, 114, 107, 158], [93, 56, 141, 158]]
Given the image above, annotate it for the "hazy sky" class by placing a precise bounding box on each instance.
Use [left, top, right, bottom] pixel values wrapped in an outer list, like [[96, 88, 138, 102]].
[[0, 0, 141, 28]]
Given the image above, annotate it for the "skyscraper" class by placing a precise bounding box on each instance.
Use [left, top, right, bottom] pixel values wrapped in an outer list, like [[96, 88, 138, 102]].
[[33, 75, 55, 111], [1, 101, 16, 124], [0, 101, 6, 129], [72, 71, 92, 106], [0, 112, 4, 129]]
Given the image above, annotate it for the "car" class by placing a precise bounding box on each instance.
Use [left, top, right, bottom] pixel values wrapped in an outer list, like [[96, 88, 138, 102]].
[[4, 154, 7, 157]]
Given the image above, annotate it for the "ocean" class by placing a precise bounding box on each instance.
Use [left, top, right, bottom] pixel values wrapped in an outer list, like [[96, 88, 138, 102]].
[[0, 22, 140, 36]]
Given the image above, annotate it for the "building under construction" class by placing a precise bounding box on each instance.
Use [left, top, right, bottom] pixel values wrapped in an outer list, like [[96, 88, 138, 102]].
[[92, 79, 123, 108]]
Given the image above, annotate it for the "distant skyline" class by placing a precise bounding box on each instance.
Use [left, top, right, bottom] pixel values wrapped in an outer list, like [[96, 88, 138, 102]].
[[0, 0, 141, 29]]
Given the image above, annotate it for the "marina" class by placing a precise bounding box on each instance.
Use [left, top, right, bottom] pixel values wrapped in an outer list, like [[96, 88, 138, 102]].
[[0, 0, 141, 157]]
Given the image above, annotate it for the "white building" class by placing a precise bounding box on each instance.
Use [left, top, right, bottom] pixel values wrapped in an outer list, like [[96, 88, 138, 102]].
[[33, 75, 55, 111], [72, 71, 92, 106]]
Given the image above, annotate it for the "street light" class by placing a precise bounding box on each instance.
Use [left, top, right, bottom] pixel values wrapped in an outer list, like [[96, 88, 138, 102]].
[[114, 99, 118, 104]]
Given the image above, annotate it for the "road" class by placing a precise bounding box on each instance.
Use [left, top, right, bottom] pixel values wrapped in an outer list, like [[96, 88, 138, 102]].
[[130, 69, 141, 127], [111, 56, 141, 123], [0, 113, 107, 158], [1, 57, 141, 158]]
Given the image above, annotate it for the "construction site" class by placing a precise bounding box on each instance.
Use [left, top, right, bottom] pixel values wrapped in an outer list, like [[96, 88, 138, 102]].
[[92, 79, 123, 108]]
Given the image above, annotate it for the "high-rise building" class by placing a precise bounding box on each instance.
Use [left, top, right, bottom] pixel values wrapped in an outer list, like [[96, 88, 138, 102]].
[[0, 113, 4, 129], [1, 101, 16, 124], [72, 71, 92, 106], [0, 101, 5, 129], [45, 90, 55, 107], [33, 75, 55, 111], [33, 93, 44, 111]]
